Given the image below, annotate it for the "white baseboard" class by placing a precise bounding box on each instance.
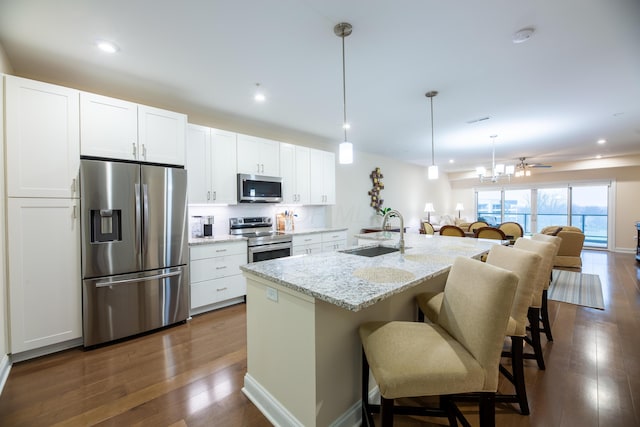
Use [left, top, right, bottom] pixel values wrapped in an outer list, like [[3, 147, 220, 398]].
[[613, 247, 636, 254], [0, 354, 11, 396], [242, 373, 304, 427], [190, 297, 245, 317], [10, 337, 82, 363], [242, 373, 379, 427]]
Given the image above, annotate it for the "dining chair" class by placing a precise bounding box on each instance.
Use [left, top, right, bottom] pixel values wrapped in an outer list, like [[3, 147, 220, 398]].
[[467, 220, 489, 232], [416, 244, 542, 415], [420, 221, 435, 235], [439, 225, 466, 237], [498, 221, 524, 239], [360, 256, 518, 427], [531, 233, 562, 342], [512, 237, 556, 370], [474, 226, 507, 240]]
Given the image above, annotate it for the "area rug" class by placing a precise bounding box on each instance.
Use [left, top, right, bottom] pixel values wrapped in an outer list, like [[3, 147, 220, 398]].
[[548, 269, 604, 310]]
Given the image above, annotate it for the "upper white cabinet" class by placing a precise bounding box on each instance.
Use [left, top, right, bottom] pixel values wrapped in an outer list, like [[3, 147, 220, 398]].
[[7, 197, 82, 353], [309, 149, 336, 205], [138, 105, 186, 166], [79, 92, 137, 160], [237, 134, 280, 176], [80, 92, 186, 166], [5, 76, 80, 198], [280, 143, 310, 204], [186, 124, 237, 204]]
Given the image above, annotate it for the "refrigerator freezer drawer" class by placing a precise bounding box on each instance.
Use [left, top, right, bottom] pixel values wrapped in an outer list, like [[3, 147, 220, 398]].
[[82, 266, 189, 347]]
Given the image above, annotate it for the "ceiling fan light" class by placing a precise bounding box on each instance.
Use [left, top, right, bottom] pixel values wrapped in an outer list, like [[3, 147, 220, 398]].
[[476, 166, 486, 177], [505, 164, 515, 175], [339, 141, 353, 164], [495, 163, 505, 175]]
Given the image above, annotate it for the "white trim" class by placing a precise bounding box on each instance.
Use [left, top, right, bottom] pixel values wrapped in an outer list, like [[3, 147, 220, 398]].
[[0, 354, 11, 396], [328, 386, 379, 427], [242, 373, 304, 427], [189, 297, 245, 316], [10, 337, 82, 363], [613, 247, 636, 254]]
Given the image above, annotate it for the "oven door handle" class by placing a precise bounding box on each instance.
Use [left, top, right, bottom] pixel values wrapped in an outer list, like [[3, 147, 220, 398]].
[[249, 242, 292, 254]]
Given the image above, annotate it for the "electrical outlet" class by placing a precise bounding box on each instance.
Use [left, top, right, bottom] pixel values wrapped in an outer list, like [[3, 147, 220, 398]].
[[266, 286, 278, 302]]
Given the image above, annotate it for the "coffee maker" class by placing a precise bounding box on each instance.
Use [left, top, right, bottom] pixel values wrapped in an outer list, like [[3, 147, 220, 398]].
[[191, 216, 214, 238]]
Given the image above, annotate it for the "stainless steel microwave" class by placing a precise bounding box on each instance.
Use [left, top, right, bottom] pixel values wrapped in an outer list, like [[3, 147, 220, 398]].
[[237, 173, 283, 203]]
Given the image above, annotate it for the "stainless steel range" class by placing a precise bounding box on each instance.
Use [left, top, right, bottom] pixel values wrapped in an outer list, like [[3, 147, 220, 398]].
[[229, 217, 292, 263]]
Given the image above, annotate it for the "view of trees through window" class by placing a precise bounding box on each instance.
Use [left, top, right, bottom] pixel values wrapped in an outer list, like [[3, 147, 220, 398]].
[[476, 184, 609, 248]]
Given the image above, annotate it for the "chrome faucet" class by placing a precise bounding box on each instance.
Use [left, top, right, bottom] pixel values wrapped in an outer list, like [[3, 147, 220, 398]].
[[381, 209, 405, 254]]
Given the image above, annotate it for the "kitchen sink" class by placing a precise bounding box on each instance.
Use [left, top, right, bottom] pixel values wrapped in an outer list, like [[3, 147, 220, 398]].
[[339, 245, 400, 257]]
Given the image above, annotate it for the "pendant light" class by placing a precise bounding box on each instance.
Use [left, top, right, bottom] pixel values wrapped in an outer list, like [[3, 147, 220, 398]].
[[335, 22, 353, 164], [426, 91, 439, 179]]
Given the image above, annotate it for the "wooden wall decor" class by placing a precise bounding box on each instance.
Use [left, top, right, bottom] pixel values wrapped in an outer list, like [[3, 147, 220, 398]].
[[368, 167, 384, 211]]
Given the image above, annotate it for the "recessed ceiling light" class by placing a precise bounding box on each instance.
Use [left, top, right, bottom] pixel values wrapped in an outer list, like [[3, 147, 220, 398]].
[[254, 83, 266, 102], [449, 159, 454, 164], [596, 155, 602, 159], [597, 139, 607, 144], [512, 27, 535, 44], [96, 40, 119, 53]]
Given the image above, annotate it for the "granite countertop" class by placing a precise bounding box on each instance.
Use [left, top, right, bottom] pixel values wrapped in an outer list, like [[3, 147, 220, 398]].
[[240, 233, 503, 312], [189, 235, 247, 246]]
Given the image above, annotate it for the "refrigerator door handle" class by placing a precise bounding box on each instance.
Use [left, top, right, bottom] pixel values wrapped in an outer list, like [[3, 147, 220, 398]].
[[135, 183, 142, 253], [94, 270, 182, 288], [142, 183, 149, 256]]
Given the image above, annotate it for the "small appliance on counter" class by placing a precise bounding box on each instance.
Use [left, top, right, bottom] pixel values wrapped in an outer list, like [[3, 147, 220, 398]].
[[191, 215, 214, 238]]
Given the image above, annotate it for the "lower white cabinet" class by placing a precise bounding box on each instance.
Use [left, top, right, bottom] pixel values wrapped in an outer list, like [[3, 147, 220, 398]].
[[189, 240, 247, 314], [321, 230, 348, 252], [292, 233, 323, 256], [7, 197, 82, 354], [292, 230, 347, 256]]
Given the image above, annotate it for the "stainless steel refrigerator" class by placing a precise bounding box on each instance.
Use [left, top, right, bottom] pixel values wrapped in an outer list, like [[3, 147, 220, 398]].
[[80, 159, 189, 347]]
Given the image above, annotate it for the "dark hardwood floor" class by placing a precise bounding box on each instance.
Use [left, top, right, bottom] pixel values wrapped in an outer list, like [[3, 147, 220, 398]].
[[0, 250, 638, 426]]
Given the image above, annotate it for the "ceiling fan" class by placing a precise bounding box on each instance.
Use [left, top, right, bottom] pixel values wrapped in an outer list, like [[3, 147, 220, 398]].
[[515, 157, 551, 177]]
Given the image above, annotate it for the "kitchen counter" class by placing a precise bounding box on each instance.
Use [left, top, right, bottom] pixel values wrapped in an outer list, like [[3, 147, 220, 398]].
[[280, 226, 348, 235], [188, 234, 247, 246], [240, 233, 501, 311], [240, 232, 505, 427]]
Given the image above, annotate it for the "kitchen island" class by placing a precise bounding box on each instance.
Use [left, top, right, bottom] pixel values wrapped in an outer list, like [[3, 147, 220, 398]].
[[240, 233, 504, 427]]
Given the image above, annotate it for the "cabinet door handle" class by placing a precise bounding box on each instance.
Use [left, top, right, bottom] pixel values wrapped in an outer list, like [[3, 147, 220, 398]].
[[213, 191, 216, 201], [132, 143, 137, 158], [256, 163, 260, 173], [142, 144, 147, 159], [216, 249, 227, 253], [207, 191, 211, 201], [72, 205, 77, 219], [216, 287, 228, 292], [216, 266, 227, 270]]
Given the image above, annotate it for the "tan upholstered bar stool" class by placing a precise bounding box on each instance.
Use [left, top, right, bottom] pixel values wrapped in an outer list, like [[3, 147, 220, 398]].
[[531, 233, 562, 342], [360, 256, 518, 427], [416, 244, 542, 415], [513, 237, 556, 370]]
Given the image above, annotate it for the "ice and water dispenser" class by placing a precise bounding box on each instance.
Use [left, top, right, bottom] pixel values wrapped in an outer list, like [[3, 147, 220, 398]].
[[90, 209, 122, 242]]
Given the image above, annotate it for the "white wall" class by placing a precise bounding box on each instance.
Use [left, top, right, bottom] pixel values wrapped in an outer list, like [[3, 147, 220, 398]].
[[332, 148, 451, 245]]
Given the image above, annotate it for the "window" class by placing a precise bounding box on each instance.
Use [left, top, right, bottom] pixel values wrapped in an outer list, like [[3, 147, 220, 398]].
[[476, 183, 609, 248]]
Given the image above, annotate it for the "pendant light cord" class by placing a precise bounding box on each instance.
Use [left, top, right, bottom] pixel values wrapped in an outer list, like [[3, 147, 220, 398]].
[[341, 31, 348, 142], [430, 96, 435, 166]]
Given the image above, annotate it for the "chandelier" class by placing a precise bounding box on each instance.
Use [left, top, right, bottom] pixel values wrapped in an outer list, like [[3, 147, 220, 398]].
[[476, 135, 515, 183], [426, 91, 439, 179]]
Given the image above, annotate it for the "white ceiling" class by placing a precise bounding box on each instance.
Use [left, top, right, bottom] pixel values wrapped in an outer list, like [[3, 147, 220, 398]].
[[1, 0, 639, 173]]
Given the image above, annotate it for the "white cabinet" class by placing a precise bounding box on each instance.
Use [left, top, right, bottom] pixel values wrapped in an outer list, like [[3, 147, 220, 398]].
[[186, 125, 237, 204], [279, 143, 310, 204], [138, 105, 186, 166], [5, 76, 80, 199], [7, 198, 82, 353], [292, 233, 323, 256], [80, 92, 186, 166], [321, 230, 348, 252], [309, 149, 336, 205], [79, 92, 138, 160], [237, 134, 280, 176], [189, 240, 247, 314]]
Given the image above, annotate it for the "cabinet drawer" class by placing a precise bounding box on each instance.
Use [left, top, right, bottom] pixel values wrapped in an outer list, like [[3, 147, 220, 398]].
[[190, 241, 247, 260], [292, 243, 323, 256], [322, 241, 347, 253], [322, 230, 347, 243], [190, 275, 246, 309], [190, 253, 246, 282], [292, 233, 322, 246]]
